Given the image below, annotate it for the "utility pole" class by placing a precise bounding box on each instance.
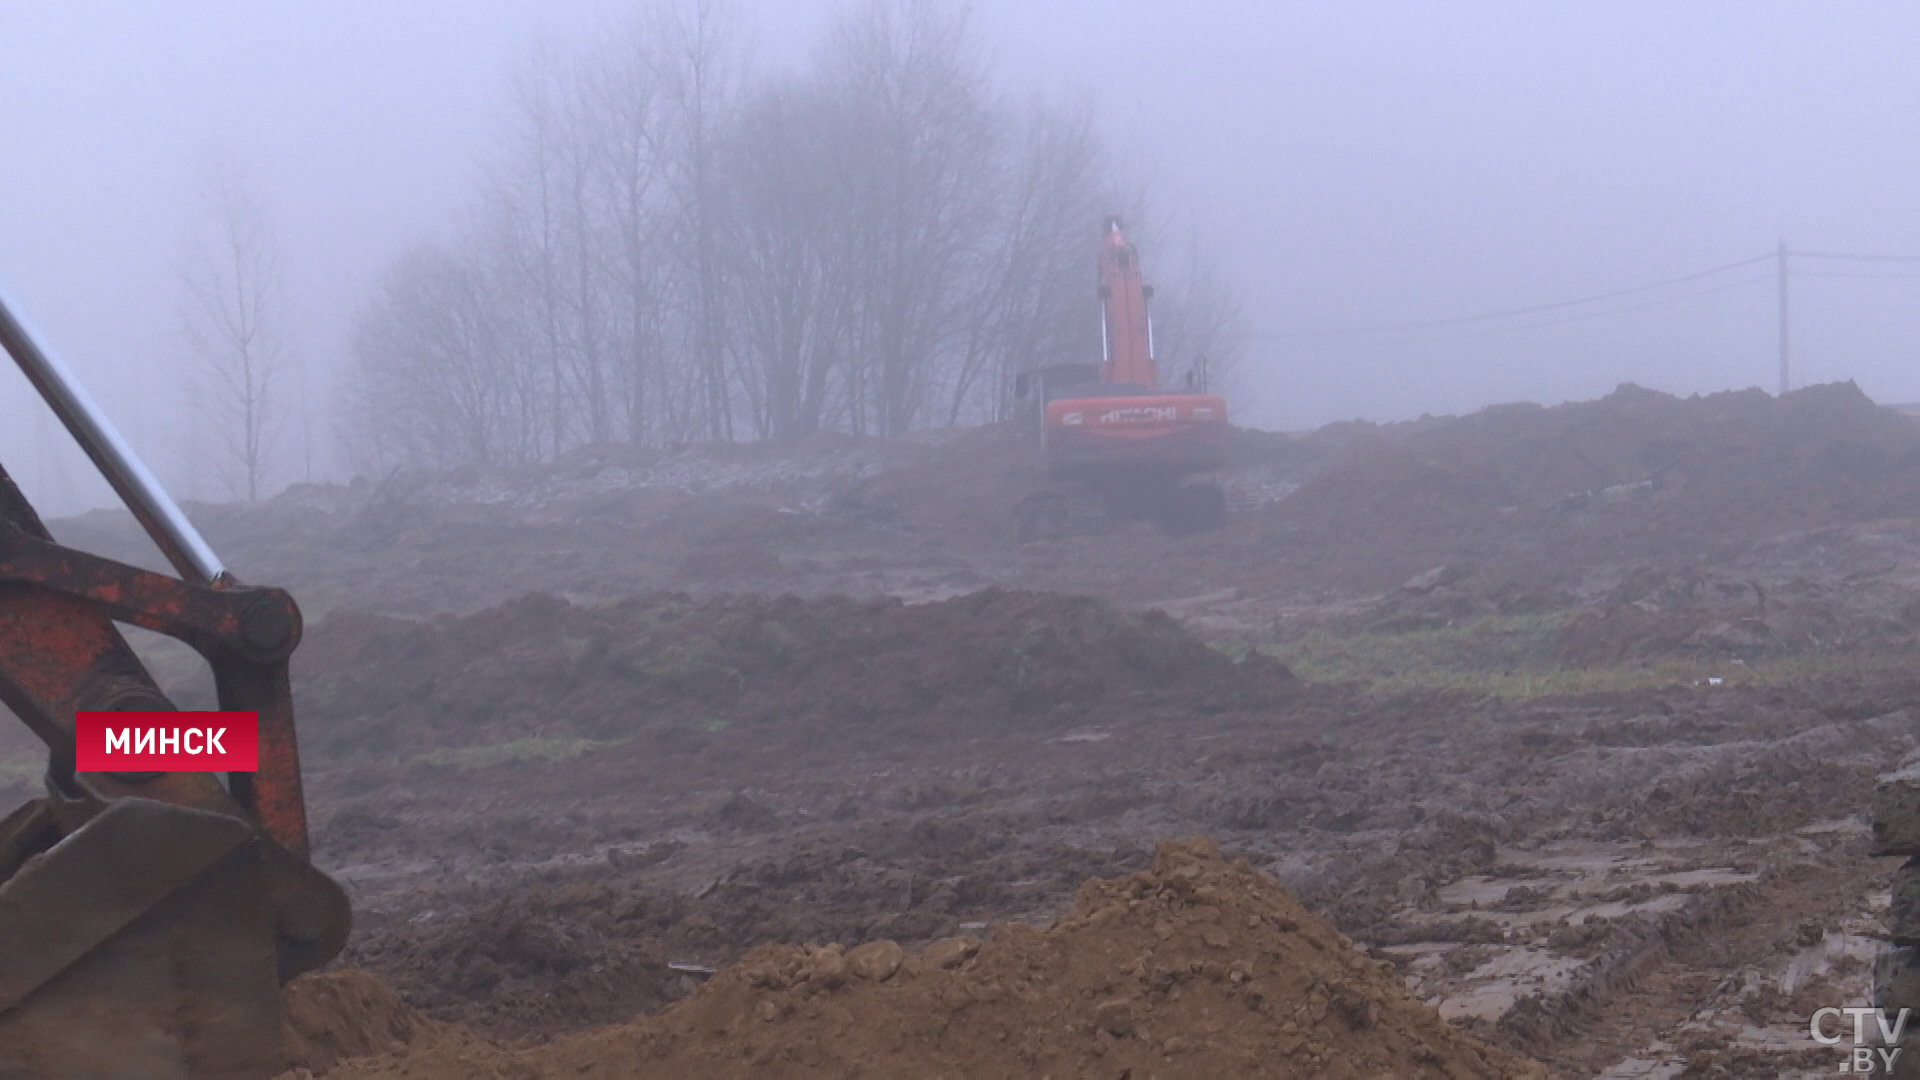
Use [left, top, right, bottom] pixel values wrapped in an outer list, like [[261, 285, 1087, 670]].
[[1777, 240, 1791, 396]]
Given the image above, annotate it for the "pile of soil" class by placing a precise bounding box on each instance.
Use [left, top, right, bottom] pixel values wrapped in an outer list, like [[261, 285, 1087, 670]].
[[1256, 381, 1920, 594], [287, 839, 1545, 1079], [1293, 381, 1920, 527], [283, 970, 440, 1076], [293, 588, 1297, 760]]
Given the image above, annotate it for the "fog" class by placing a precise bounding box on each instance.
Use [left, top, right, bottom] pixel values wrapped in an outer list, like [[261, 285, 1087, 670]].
[[8, 1, 1920, 514]]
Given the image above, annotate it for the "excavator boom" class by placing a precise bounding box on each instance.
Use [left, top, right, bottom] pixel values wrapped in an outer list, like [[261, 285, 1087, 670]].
[[1097, 218, 1158, 389]]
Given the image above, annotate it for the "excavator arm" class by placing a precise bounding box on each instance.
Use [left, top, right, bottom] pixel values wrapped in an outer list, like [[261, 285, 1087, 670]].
[[1097, 215, 1158, 390], [0, 289, 348, 1078]]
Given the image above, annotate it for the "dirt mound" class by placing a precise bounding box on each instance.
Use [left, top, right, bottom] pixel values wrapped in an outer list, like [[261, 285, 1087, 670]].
[[335, 834, 1165, 1040], [294, 588, 1296, 760], [1263, 381, 1920, 593], [282, 969, 439, 1075], [290, 839, 1545, 1079], [1295, 381, 1920, 520]]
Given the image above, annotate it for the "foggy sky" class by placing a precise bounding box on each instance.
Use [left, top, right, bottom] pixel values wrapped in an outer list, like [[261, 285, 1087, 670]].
[[8, 1, 1920, 514]]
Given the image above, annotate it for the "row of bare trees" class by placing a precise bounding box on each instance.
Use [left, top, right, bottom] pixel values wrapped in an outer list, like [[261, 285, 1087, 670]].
[[342, 0, 1241, 472]]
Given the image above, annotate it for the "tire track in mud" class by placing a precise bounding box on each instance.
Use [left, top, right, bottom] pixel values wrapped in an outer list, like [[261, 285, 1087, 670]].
[[1558, 854, 1886, 1077], [1497, 853, 1879, 1073]]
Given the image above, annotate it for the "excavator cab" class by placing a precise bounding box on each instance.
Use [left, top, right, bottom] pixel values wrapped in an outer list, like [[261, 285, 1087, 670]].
[[0, 289, 349, 1078]]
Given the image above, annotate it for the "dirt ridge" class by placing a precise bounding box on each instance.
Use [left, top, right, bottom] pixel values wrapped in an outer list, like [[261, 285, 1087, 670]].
[[290, 839, 1547, 1079]]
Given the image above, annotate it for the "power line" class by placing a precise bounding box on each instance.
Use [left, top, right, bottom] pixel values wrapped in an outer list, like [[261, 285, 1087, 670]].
[[1789, 249, 1920, 264], [1278, 273, 1774, 352], [1251, 251, 1775, 340], [1239, 243, 1920, 400], [1795, 270, 1920, 280]]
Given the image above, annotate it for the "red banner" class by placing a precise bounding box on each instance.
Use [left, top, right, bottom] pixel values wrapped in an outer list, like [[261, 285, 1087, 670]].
[[75, 711, 260, 771]]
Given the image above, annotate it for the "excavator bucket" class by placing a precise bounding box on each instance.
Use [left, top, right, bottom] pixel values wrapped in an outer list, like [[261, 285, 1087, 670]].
[[0, 799, 288, 1078], [0, 289, 350, 1078]]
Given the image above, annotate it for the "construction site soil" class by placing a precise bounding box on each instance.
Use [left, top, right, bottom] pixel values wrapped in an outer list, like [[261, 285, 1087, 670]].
[[15, 381, 1920, 1077], [282, 839, 1548, 1079]]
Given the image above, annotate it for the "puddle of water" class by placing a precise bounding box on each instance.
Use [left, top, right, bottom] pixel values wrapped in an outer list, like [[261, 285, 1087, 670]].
[[1781, 931, 1879, 993], [1596, 1052, 1683, 1080], [1435, 946, 1587, 1020], [1796, 817, 1868, 836], [1436, 860, 1756, 914]]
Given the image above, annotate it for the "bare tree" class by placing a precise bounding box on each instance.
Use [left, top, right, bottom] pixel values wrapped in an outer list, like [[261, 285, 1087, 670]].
[[346, 237, 540, 472], [724, 74, 860, 440], [341, 0, 1237, 471], [825, 0, 1001, 436], [179, 159, 290, 501], [583, 21, 673, 445], [657, 0, 743, 442], [487, 43, 580, 461], [955, 97, 1110, 425]]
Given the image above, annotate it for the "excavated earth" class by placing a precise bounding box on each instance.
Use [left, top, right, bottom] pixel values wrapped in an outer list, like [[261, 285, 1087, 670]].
[[283, 839, 1550, 1079], [12, 381, 1920, 1077]]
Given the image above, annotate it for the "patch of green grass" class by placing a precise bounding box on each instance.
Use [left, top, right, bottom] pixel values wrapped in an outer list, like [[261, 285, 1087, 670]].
[[1251, 613, 1906, 701], [1257, 612, 1571, 688], [417, 735, 624, 771], [631, 641, 744, 700]]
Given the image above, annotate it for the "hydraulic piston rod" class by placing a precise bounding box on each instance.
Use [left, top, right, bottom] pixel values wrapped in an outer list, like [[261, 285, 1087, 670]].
[[0, 285, 228, 585]]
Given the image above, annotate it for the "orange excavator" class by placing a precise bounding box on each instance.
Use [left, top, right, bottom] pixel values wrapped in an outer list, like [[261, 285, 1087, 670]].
[[1015, 218, 1230, 538], [0, 288, 349, 1077]]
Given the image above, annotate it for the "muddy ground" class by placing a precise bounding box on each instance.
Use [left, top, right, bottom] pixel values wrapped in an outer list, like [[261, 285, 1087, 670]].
[[291, 839, 1554, 1079], [15, 381, 1920, 1077]]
